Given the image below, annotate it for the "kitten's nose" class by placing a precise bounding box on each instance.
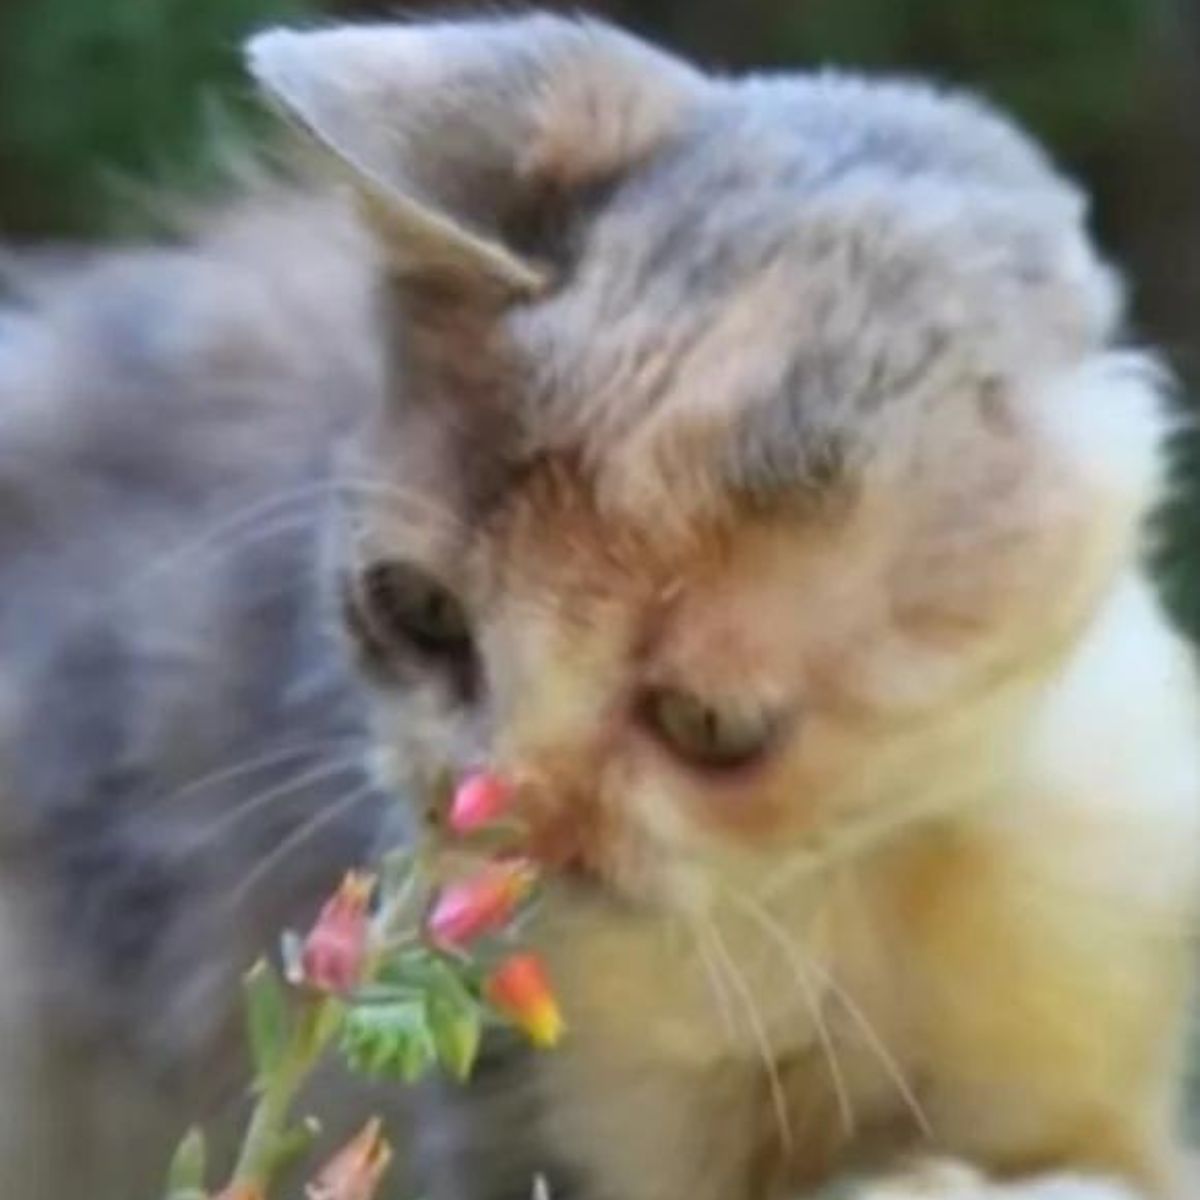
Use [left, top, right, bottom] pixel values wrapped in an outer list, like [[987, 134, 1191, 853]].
[[455, 762, 599, 877], [513, 771, 603, 877], [445, 756, 605, 878]]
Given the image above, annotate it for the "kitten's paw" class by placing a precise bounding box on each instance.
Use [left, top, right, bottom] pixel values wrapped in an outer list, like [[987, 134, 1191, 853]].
[[852, 1161, 989, 1199], [852, 1161, 1140, 1200]]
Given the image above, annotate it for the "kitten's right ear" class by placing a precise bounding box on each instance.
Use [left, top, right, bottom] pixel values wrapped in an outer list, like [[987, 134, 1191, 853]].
[[245, 15, 703, 298]]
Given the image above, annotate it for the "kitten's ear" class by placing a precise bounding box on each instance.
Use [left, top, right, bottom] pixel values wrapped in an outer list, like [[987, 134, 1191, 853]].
[[245, 15, 703, 297]]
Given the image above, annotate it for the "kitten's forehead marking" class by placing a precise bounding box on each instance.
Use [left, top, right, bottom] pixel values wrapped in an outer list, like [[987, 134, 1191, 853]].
[[503, 65, 1116, 511], [345, 18, 1125, 631]]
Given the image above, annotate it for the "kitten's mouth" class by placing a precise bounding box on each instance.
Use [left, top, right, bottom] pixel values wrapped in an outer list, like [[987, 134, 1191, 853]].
[[538, 868, 646, 926], [421, 766, 653, 916], [554, 858, 630, 907], [527, 832, 648, 915]]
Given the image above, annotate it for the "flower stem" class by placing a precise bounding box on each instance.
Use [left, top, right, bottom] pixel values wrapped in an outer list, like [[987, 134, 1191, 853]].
[[231, 998, 339, 1190]]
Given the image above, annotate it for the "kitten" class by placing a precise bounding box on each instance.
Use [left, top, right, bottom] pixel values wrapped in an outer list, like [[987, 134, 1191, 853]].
[[0, 11, 1196, 1200]]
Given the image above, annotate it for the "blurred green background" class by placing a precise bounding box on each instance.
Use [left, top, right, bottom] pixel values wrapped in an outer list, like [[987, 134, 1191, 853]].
[[3, 0, 1197, 639], [0, 0, 1196, 1145]]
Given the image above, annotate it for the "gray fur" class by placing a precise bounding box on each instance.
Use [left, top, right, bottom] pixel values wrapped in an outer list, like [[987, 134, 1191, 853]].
[[248, 15, 1117, 513], [0, 194, 397, 1193], [508, 69, 1118, 508]]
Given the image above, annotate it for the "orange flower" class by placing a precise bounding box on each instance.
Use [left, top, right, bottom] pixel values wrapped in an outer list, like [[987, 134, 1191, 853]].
[[427, 860, 535, 949], [306, 1118, 392, 1200], [447, 770, 513, 834], [485, 953, 564, 1048], [300, 871, 375, 994], [212, 1186, 265, 1200]]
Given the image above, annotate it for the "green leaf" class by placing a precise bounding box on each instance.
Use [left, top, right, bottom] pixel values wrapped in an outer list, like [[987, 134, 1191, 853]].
[[351, 983, 425, 1006], [311, 994, 347, 1048], [340, 998, 438, 1082], [427, 990, 482, 1081], [243, 959, 290, 1083], [163, 1126, 206, 1200], [340, 955, 483, 1081], [379, 946, 486, 1002], [425, 956, 480, 1009], [266, 1116, 321, 1178], [416, 956, 484, 1080], [398, 1025, 437, 1082]]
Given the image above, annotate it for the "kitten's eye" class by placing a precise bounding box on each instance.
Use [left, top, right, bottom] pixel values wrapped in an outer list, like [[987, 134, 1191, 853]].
[[640, 688, 777, 770], [357, 561, 472, 659]]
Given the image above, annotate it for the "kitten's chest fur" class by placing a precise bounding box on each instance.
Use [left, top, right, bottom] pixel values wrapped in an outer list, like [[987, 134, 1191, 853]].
[[532, 872, 923, 1192]]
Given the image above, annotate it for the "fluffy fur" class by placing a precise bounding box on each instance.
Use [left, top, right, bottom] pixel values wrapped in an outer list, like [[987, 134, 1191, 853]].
[[0, 12, 1195, 1200]]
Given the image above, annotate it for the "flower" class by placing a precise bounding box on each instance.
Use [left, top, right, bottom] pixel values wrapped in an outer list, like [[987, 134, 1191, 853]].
[[300, 871, 376, 994], [485, 953, 564, 1048], [212, 1186, 265, 1200], [306, 1118, 392, 1200], [426, 860, 536, 949], [447, 770, 513, 834]]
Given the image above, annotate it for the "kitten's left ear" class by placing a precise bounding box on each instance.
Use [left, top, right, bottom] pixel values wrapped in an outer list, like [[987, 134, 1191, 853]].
[[246, 15, 704, 297]]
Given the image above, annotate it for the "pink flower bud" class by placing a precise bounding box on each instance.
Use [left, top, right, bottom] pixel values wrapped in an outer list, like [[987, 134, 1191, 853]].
[[426, 860, 535, 949], [300, 871, 375, 994], [306, 1117, 392, 1200], [447, 770, 512, 835]]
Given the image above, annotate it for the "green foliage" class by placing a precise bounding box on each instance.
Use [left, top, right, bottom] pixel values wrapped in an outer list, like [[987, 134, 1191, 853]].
[[784, 0, 1163, 151], [1156, 425, 1200, 639], [341, 951, 486, 1083], [427, 986, 485, 1081], [0, 0, 318, 236], [342, 998, 440, 1081]]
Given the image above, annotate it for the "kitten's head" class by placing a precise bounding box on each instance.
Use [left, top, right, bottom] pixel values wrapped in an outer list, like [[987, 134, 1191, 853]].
[[247, 14, 1166, 918]]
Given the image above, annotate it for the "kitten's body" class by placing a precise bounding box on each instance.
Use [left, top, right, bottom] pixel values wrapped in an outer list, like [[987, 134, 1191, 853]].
[[0, 13, 1197, 1200]]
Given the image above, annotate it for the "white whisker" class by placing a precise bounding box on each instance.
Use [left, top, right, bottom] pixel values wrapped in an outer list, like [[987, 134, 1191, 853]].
[[685, 917, 740, 1047], [70, 473, 469, 635], [69, 509, 322, 634], [115, 482, 338, 590], [179, 755, 370, 850], [143, 737, 362, 815], [802, 953, 932, 1140], [722, 888, 856, 1138], [230, 781, 382, 907], [701, 918, 795, 1155]]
